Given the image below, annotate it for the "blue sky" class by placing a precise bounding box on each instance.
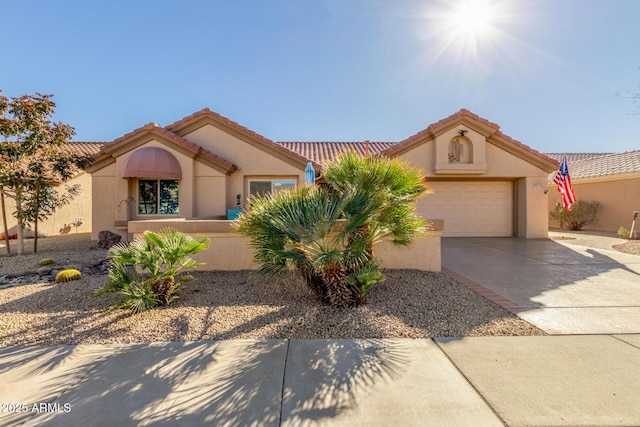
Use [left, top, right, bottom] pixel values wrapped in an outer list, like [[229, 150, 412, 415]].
[[3, 0, 639, 153]]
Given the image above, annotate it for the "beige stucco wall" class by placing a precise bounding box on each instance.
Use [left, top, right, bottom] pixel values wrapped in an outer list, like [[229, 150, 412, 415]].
[[2, 172, 92, 237], [193, 165, 227, 218], [129, 219, 443, 272], [517, 177, 549, 238], [91, 163, 119, 240], [485, 144, 552, 177], [548, 175, 640, 233], [181, 124, 306, 208]]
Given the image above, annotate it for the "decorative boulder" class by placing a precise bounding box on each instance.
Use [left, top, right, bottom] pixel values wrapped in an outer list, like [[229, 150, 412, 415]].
[[98, 230, 122, 249]]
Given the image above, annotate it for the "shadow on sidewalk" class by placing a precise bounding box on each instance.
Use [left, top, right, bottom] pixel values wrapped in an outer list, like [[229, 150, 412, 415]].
[[1, 338, 409, 426]]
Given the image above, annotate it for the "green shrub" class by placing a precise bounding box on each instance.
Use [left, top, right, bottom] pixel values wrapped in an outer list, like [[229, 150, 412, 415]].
[[549, 201, 600, 231], [235, 151, 428, 307], [94, 228, 209, 314], [55, 269, 82, 283], [617, 226, 630, 239], [39, 258, 56, 266]]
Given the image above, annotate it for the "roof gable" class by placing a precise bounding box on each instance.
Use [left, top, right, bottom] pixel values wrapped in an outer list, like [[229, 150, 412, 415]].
[[383, 109, 558, 173], [86, 123, 237, 175], [167, 108, 319, 170]]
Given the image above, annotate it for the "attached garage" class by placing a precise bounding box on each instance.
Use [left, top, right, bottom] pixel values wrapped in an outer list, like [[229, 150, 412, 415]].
[[419, 181, 513, 237], [381, 109, 559, 239]]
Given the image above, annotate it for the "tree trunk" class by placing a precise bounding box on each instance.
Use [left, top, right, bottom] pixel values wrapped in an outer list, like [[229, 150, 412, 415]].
[[33, 182, 40, 254], [152, 276, 175, 306], [0, 186, 10, 255], [15, 188, 24, 255]]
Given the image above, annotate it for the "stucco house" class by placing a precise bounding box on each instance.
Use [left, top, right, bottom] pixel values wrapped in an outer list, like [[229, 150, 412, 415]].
[[5, 108, 560, 269], [82, 108, 557, 242], [1, 142, 102, 238], [546, 151, 640, 233]]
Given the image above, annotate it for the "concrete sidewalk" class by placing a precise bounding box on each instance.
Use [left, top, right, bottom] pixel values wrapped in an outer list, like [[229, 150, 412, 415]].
[[2, 337, 640, 426]]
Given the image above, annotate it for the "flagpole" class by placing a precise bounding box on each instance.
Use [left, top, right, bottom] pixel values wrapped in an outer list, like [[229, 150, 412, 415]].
[[544, 155, 563, 194]]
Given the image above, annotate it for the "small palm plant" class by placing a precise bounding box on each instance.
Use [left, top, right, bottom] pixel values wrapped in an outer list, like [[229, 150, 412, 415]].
[[95, 228, 209, 313], [235, 151, 429, 307]]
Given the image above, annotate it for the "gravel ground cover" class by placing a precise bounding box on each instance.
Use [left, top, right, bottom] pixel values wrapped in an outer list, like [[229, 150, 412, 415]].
[[0, 234, 107, 275], [0, 270, 545, 346], [0, 234, 547, 345], [613, 240, 640, 255]]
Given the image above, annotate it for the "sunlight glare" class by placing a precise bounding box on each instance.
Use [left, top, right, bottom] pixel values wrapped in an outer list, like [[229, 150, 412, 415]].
[[412, 0, 511, 76], [450, 0, 498, 44]]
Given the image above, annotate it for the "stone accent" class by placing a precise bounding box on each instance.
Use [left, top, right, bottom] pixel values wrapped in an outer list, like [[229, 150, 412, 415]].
[[97, 230, 122, 249]]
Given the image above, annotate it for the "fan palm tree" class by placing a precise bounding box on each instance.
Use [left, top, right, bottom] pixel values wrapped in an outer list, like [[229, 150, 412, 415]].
[[235, 151, 429, 307], [323, 150, 430, 251], [95, 228, 209, 313]]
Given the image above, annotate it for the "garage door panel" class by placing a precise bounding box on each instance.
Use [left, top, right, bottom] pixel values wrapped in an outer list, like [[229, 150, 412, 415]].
[[418, 182, 513, 237]]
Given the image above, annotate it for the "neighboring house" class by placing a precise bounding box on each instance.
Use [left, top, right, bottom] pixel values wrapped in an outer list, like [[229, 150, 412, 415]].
[[84, 108, 558, 240], [546, 151, 640, 233], [2, 142, 102, 237]]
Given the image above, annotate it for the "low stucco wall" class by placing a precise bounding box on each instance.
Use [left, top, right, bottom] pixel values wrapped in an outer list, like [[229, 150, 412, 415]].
[[128, 219, 443, 272], [2, 172, 92, 237]]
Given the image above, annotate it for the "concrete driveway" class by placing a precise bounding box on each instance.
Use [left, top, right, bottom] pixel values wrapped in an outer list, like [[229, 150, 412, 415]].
[[442, 233, 640, 334]]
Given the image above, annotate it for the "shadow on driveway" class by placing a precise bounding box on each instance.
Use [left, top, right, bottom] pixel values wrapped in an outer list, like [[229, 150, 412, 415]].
[[442, 237, 640, 334]]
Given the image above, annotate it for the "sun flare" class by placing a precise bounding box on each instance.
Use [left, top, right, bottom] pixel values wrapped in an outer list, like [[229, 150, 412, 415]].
[[414, 0, 523, 80], [449, 0, 498, 43]]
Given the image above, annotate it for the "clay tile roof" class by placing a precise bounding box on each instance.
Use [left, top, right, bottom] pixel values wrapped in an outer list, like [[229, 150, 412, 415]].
[[563, 150, 640, 179], [64, 141, 105, 157], [91, 121, 237, 174], [544, 153, 614, 163], [92, 122, 160, 158], [428, 108, 500, 133], [278, 141, 396, 164]]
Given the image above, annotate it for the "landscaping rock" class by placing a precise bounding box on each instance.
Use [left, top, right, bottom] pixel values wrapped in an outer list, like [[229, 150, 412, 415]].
[[97, 230, 122, 249], [37, 267, 52, 275]]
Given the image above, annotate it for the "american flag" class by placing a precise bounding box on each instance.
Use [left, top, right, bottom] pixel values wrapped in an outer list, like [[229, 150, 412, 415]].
[[554, 156, 577, 211]]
